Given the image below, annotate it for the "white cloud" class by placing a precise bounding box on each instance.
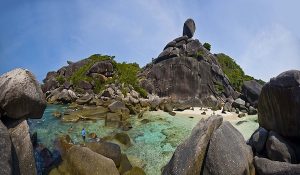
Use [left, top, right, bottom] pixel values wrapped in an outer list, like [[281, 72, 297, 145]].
[[239, 24, 300, 81]]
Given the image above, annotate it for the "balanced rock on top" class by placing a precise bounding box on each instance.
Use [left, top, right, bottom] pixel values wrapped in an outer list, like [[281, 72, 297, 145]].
[[0, 68, 46, 119], [183, 18, 196, 38]]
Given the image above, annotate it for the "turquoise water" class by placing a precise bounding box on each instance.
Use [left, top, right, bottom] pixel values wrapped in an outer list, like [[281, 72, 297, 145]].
[[29, 105, 258, 175]]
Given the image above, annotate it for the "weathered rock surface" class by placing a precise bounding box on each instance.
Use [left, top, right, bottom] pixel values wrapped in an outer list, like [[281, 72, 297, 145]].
[[183, 18, 196, 38], [87, 60, 114, 76], [266, 131, 296, 163], [242, 80, 262, 107], [0, 68, 46, 119], [162, 115, 223, 175], [258, 70, 300, 139], [0, 121, 12, 175], [86, 141, 122, 167], [254, 156, 300, 175], [203, 121, 254, 175], [248, 127, 269, 154], [7, 120, 37, 175], [66, 145, 119, 175]]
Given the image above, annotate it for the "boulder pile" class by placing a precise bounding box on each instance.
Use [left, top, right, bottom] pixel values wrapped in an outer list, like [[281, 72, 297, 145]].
[[139, 18, 237, 107], [247, 70, 300, 174]]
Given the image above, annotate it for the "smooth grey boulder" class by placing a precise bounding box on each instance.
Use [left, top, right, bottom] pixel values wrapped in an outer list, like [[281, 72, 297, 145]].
[[85, 142, 121, 167], [0, 121, 12, 175], [232, 98, 246, 108], [203, 121, 254, 175], [0, 68, 46, 119], [162, 115, 223, 175], [266, 131, 296, 163], [7, 120, 37, 175], [242, 80, 262, 107], [248, 127, 269, 154], [66, 145, 119, 175], [183, 18, 196, 38], [258, 70, 300, 139], [108, 101, 126, 113], [254, 156, 300, 175]]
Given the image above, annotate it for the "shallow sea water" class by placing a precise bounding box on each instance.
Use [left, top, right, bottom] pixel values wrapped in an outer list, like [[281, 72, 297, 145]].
[[29, 105, 258, 175]]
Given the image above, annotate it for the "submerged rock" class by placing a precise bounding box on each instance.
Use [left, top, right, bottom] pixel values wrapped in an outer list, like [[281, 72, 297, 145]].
[[0, 68, 46, 119], [163, 115, 223, 175]]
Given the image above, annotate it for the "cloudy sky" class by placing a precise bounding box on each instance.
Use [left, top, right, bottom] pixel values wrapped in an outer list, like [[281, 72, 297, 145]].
[[1, 0, 300, 82]]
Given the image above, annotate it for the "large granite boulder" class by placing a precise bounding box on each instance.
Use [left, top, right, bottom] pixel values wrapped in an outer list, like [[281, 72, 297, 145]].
[[258, 70, 300, 139], [162, 115, 223, 175], [266, 131, 296, 163], [254, 156, 300, 175], [87, 60, 114, 76], [66, 145, 119, 175], [86, 141, 122, 167], [0, 121, 12, 175], [183, 18, 196, 38], [203, 121, 254, 175], [0, 68, 46, 119], [242, 80, 262, 107], [7, 120, 37, 175], [140, 57, 235, 106], [248, 127, 269, 154]]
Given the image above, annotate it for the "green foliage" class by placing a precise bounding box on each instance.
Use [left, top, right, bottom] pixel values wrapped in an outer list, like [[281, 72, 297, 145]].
[[56, 75, 65, 85], [115, 62, 148, 98], [195, 50, 205, 59], [203, 42, 211, 51], [69, 54, 115, 93], [216, 53, 254, 91], [214, 81, 225, 94]]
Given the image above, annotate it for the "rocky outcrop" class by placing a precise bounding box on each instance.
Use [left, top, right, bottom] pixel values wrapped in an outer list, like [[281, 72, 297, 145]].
[[66, 145, 119, 175], [140, 19, 235, 107], [254, 156, 300, 175], [162, 116, 223, 175], [258, 70, 300, 139], [0, 68, 46, 119], [242, 80, 262, 107], [0, 121, 12, 175], [7, 120, 37, 175], [203, 121, 254, 175], [0, 68, 46, 175]]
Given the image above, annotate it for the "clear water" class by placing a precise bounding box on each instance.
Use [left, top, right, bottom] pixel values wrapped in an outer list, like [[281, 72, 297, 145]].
[[29, 105, 258, 175]]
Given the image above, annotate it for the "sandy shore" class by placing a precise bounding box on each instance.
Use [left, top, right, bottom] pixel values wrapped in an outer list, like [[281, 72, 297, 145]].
[[174, 107, 242, 121]]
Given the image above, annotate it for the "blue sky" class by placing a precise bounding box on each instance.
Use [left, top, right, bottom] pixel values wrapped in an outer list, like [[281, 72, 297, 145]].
[[1, 0, 300, 82]]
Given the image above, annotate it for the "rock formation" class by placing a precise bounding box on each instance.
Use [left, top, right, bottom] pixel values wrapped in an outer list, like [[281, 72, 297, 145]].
[[139, 18, 236, 106], [0, 68, 47, 175], [247, 69, 300, 174], [258, 70, 300, 139], [163, 115, 254, 175]]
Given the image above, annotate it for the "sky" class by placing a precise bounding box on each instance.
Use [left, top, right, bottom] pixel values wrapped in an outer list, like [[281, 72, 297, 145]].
[[1, 0, 300, 82]]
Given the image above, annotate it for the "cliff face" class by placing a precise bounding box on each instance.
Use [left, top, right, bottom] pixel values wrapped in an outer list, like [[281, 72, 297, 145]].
[[139, 19, 235, 106]]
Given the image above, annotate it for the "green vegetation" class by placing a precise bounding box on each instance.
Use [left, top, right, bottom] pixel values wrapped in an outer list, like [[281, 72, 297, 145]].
[[56, 75, 65, 85], [67, 54, 148, 97], [115, 62, 148, 98], [203, 42, 211, 51], [216, 53, 254, 91], [69, 54, 115, 93], [195, 50, 205, 59], [214, 81, 225, 95]]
